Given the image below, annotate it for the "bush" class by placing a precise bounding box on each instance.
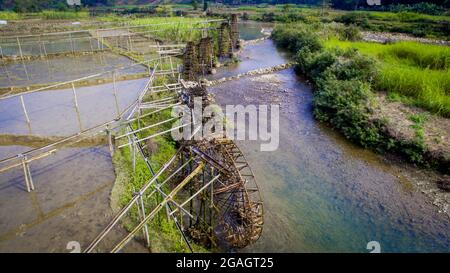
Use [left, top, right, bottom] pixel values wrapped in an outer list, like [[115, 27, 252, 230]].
[[261, 12, 276, 22], [296, 48, 338, 82], [272, 25, 323, 54], [388, 3, 446, 16], [335, 12, 370, 28], [339, 25, 362, 41], [314, 77, 382, 147], [324, 49, 378, 83]]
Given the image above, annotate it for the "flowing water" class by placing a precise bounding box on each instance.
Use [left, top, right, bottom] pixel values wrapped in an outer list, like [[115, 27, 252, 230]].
[[0, 21, 448, 253], [206, 22, 450, 253]]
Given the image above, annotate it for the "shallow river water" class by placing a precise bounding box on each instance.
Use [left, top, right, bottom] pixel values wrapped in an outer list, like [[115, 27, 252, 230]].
[[206, 22, 450, 252], [0, 22, 448, 253]]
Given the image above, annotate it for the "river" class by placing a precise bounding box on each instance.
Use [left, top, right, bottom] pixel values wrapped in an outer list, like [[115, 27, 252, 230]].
[[206, 21, 450, 253]]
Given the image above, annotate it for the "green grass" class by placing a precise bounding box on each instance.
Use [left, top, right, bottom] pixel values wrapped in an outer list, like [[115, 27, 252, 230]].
[[325, 39, 450, 117], [128, 17, 215, 42], [0, 11, 22, 20], [38, 10, 90, 20], [110, 75, 210, 253]]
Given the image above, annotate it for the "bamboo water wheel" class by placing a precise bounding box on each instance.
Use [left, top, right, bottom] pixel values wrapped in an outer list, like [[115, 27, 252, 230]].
[[181, 138, 263, 248]]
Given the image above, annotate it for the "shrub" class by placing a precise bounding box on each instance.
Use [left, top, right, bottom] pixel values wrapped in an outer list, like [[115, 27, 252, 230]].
[[271, 25, 323, 54], [314, 77, 382, 147], [324, 49, 378, 83], [261, 12, 276, 22], [296, 48, 338, 82], [339, 25, 362, 41], [335, 12, 370, 28]]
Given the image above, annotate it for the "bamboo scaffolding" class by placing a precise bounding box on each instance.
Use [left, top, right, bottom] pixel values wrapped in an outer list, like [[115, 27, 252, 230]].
[[110, 162, 205, 253]]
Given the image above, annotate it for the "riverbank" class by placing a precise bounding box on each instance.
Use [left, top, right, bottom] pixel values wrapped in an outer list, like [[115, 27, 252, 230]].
[[208, 67, 450, 252], [271, 23, 449, 176]]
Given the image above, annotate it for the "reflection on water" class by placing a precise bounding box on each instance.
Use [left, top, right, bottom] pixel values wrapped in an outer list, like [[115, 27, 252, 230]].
[[208, 22, 450, 252], [238, 21, 274, 41], [0, 145, 145, 252], [0, 78, 148, 136], [208, 39, 287, 80]]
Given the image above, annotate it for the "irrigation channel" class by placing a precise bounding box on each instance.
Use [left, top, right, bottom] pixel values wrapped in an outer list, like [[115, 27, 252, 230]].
[[0, 19, 449, 253]]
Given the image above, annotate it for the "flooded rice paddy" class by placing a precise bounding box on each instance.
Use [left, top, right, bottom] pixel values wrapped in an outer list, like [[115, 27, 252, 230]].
[[0, 21, 448, 253], [0, 52, 147, 88], [0, 78, 148, 137]]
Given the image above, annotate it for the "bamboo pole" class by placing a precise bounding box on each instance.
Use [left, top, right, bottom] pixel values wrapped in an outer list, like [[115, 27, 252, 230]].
[[115, 116, 179, 140], [19, 95, 31, 127], [138, 193, 150, 248], [21, 156, 31, 192], [170, 175, 220, 216], [0, 149, 57, 174], [69, 33, 75, 54], [117, 122, 192, 149], [111, 162, 205, 253], [84, 149, 181, 253], [112, 71, 120, 117], [25, 157, 35, 191], [16, 37, 23, 59]]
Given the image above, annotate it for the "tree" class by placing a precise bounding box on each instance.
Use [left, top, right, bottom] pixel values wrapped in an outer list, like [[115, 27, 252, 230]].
[[192, 0, 198, 10], [203, 0, 208, 12]]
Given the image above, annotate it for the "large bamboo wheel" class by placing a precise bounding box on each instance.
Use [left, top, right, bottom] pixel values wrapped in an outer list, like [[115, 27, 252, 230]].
[[184, 138, 263, 248]]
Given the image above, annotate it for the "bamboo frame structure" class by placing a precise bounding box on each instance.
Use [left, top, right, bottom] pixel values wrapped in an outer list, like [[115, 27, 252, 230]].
[[1, 18, 264, 252]]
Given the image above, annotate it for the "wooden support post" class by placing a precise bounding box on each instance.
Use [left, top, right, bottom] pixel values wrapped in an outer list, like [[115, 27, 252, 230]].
[[89, 37, 94, 52], [112, 71, 120, 118], [21, 156, 35, 192], [128, 35, 133, 52], [132, 137, 136, 172], [169, 56, 175, 78], [25, 158, 35, 191], [19, 95, 31, 128], [69, 33, 75, 54], [0, 45, 3, 58], [16, 37, 23, 59], [138, 194, 151, 248], [71, 83, 79, 109], [71, 83, 83, 132], [21, 156, 31, 192], [96, 30, 100, 49], [37, 36, 43, 57], [42, 41, 48, 58], [106, 125, 114, 157], [125, 129, 133, 155]]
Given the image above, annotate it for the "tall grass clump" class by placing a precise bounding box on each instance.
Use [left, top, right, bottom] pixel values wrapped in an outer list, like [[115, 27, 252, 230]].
[[0, 11, 21, 20], [325, 39, 450, 117], [383, 42, 450, 70], [39, 10, 89, 20], [129, 17, 209, 42]]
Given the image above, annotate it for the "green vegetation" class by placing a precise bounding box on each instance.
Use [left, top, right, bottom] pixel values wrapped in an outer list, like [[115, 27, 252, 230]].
[[111, 76, 209, 253], [325, 39, 450, 117], [129, 17, 215, 42], [409, 113, 428, 143], [0, 11, 21, 20], [272, 22, 448, 170], [39, 10, 89, 19], [214, 4, 450, 39]]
